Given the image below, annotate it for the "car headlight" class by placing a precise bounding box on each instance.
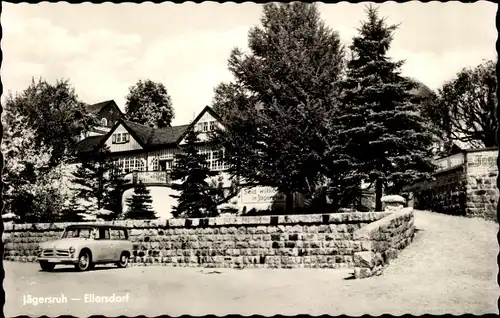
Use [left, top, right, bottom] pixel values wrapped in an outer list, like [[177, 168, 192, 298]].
[[69, 246, 75, 256]]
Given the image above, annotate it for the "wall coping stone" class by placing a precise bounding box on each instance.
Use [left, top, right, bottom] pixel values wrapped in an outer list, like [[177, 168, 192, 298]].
[[353, 207, 413, 240], [381, 195, 406, 204], [4, 212, 392, 232]]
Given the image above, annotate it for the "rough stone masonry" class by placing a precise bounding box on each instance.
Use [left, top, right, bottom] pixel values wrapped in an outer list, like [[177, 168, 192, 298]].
[[4, 206, 415, 277]]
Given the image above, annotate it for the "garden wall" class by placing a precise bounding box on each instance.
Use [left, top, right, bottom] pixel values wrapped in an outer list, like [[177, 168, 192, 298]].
[[3, 209, 414, 276], [352, 207, 415, 278], [465, 149, 498, 221], [413, 165, 467, 216]]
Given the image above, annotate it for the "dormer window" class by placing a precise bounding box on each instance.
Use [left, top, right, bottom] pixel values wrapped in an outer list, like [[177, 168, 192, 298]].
[[101, 118, 108, 127], [112, 132, 130, 144]]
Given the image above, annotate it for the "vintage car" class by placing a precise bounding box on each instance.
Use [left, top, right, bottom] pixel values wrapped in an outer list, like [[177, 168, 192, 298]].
[[37, 224, 133, 272]]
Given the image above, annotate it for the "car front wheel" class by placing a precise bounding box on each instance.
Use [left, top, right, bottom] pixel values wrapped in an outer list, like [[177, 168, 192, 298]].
[[75, 251, 92, 271], [39, 261, 55, 272], [117, 253, 129, 268]]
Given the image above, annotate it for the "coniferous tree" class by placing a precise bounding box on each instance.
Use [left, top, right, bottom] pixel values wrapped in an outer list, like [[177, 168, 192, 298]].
[[103, 166, 126, 220], [125, 181, 156, 219], [71, 145, 114, 212], [337, 5, 436, 211], [211, 3, 348, 211], [170, 129, 219, 218]]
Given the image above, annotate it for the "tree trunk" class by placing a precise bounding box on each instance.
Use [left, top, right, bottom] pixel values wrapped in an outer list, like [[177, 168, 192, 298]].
[[286, 192, 294, 214], [375, 178, 383, 211]]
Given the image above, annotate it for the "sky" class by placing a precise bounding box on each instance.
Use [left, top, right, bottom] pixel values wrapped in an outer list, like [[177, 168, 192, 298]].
[[1, 2, 497, 126]]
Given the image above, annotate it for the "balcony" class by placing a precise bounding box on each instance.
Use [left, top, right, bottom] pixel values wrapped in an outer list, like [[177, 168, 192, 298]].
[[123, 171, 171, 188]]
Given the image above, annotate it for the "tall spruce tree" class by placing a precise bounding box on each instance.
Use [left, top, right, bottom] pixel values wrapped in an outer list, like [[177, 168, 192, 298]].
[[338, 5, 436, 211], [71, 145, 114, 212], [170, 129, 219, 218], [103, 166, 126, 220], [125, 181, 156, 219], [211, 3, 348, 211]]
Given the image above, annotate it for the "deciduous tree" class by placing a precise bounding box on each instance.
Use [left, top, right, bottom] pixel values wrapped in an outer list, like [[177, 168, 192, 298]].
[[3, 78, 96, 167], [2, 108, 73, 223], [125, 79, 175, 128], [432, 60, 497, 148]]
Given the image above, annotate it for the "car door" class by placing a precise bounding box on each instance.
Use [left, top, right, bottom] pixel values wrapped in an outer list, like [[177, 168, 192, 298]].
[[94, 228, 113, 262], [109, 229, 122, 261]]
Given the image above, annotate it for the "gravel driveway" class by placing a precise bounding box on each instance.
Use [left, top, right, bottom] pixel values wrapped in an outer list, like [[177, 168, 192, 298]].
[[4, 210, 498, 316]]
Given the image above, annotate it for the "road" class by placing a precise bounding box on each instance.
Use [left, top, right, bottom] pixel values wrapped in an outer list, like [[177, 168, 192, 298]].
[[4, 210, 498, 317]]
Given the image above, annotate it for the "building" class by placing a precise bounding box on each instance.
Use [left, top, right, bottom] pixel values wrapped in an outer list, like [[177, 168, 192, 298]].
[[79, 100, 124, 140], [406, 146, 498, 221], [75, 104, 291, 218]]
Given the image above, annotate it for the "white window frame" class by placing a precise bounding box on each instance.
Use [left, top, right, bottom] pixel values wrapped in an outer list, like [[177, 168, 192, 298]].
[[113, 132, 130, 144], [101, 118, 108, 127], [209, 121, 216, 131], [114, 157, 145, 174]]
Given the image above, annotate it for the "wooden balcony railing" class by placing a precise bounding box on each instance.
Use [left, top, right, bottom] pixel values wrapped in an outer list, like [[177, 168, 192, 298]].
[[124, 171, 171, 186]]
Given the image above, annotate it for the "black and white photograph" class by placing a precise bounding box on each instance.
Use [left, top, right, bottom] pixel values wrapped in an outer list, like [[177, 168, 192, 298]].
[[1, 1, 498, 316]]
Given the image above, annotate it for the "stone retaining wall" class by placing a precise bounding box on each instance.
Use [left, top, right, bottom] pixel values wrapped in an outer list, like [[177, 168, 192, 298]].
[[4, 210, 414, 275], [465, 149, 498, 221], [352, 207, 415, 278]]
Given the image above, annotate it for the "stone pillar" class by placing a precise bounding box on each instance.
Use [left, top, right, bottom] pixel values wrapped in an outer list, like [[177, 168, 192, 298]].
[[381, 195, 406, 212]]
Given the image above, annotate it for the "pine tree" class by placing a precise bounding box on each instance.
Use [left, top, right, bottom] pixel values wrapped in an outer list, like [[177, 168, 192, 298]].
[[103, 166, 126, 220], [125, 181, 156, 219], [170, 129, 219, 218], [338, 5, 436, 211], [71, 145, 114, 212]]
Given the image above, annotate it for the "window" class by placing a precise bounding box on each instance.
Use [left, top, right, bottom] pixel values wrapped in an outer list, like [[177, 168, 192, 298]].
[[151, 157, 159, 171], [209, 121, 216, 131], [194, 148, 227, 171], [114, 157, 145, 174], [158, 159, 173, 171], [110, 229, 121, 240], [112, 133, 130, 144], [212, 150, 225, 171], [120, 229, 128, 240], [202, 122, 209, 132], [97, 228, 110, 240], [101, 118, 108, 127], [165, 160, 173, 170]]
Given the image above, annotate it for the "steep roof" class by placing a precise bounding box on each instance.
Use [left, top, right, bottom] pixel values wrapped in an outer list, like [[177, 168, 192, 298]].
[[85, 100, 121, 115], [121, 120, 155, 145], [76, 120, 191, 153], [75, 135, 107, 153], [176, 106, 223, 143], [76, 106, 221, 154], [148, 124, 190, 146]]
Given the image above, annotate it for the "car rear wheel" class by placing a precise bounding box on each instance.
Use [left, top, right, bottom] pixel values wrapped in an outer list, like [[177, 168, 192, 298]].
[[75, 251, 92, 271], [39, 261, 55, 272], [117, 253, 129, 268]]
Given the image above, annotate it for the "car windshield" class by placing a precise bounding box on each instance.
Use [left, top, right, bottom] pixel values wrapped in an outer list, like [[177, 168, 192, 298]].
[[62, 228, 94, 239]]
